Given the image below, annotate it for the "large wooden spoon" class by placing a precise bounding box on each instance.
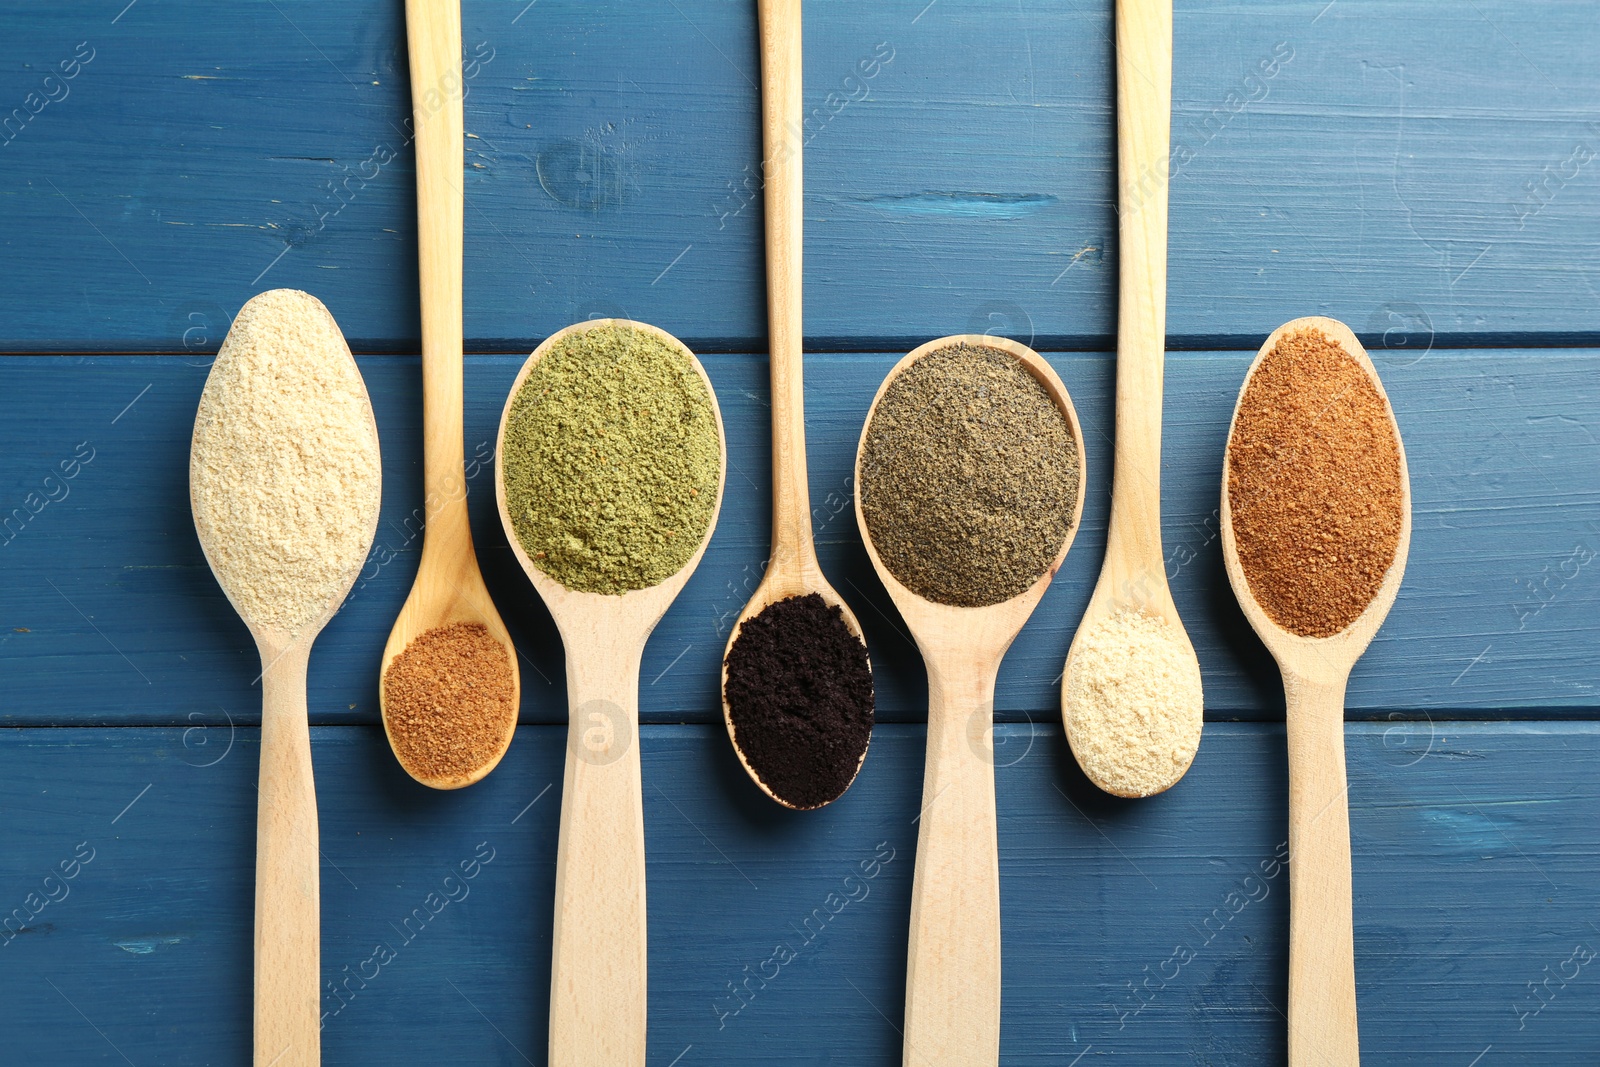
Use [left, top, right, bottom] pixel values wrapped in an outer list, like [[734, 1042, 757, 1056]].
[[1061, 0, 1203, 796], [380, 0, 519, 789], [495, 319, 726, 1067], [721, 0, 872, 809], [855, 335, 1086, 1067], [189, 289, 382, 1067], [1221, 316, 1411, 1065]]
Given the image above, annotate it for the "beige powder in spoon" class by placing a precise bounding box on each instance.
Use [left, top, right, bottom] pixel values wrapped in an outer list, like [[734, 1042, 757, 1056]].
[[1064, 609, 1202, 797], [191, 289, 382, 636]]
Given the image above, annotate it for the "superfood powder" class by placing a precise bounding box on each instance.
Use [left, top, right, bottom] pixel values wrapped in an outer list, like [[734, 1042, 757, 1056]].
[[1226, 328, 1404, 637], [723, 593, 874, 809], [384, 622, 517, 781], [190, 288, 381, 636], [1063, 609, 1203, 798], [857, 343, 1080, 607], [501, 323, 721, 595]]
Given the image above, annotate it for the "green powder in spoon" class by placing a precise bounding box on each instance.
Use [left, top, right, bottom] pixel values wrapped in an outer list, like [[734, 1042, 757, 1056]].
[[501, 323, 721, 595]]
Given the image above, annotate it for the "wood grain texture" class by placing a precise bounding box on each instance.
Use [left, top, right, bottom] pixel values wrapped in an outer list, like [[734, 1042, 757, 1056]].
[[2, 351, 1596, 724], [0, 2, 1594, 1062], [1, 2, 1598, 351], [0, 722, 1595, 1063]]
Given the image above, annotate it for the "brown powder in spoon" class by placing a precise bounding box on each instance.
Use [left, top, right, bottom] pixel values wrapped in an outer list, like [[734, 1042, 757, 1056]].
[[384, 623, 516, 780], [1227, 328, 1404, 637]]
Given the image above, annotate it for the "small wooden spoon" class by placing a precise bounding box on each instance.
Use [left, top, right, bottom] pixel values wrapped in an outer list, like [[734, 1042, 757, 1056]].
[[854, 335, 1086, 1067], [721, 0, 872, 809], [1221, 316, 1411, 1066], [380, 0, 519, 789], [495, 319, 726, 1067], [189, 291, 382, 1067], [377, 0, 515, 790], [1062, 0, 1203, 796]]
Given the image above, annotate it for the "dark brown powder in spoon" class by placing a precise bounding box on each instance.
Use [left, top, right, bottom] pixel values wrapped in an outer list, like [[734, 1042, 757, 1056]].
[[385, 622, 517, 780], [1227, 328, 1404, 637], [724, 593, 873, 809]]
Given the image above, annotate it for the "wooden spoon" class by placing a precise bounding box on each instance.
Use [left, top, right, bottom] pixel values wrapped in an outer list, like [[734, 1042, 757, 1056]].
[[1061, 0, 1203, 796], [379, 0, 520, 790], [720, 0, 872, 809], [854, 335, 1086, 1067], [189, 290, 382, 1067], [495, 319, 726, 1067], [1220, 316, 1411, 1066]]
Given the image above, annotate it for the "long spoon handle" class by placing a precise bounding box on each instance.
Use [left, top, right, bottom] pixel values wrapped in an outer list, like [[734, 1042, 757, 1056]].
[[549, 647, 647, 1066], [757, 0, 815, 577], [254, 642, 319, 1067], [1285, 673, 1360, 1066], [1105, 0, 1172, 585], [903, 664, 1001, 1067], [405, 0, 471, 551]]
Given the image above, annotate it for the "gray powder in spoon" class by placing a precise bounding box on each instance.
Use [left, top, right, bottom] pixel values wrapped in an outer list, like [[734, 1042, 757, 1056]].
[[858, 343, 1080, 607], [190, 289, 382, 636]]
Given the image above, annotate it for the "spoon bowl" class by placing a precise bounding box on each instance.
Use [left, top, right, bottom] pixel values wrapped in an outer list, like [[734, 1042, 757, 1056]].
[[379, 0, 519, 791], [496, 318, 726, 1067], [1221, 315, 1410, 1066], [855, 334, 1085, 1066], [1222, 316, 1412, 675], [721, 568, 870, 809], [378, 531, 518, 790]]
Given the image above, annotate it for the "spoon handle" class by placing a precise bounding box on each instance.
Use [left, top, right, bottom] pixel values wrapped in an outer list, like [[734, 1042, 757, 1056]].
[[1285, 673, 1360, 1066], [1105, 0, 1172, 584], [549, 650, 647, 1066], [405, 0, 470, 545], [254, 642, 319, 1067], [903, 666, 1000, 1067], [757, 0, 816, 576]]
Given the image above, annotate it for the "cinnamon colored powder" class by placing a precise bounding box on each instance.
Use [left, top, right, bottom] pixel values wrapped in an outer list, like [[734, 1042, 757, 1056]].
[[1227, 328, 1403, 637], [384, 622, 516, 780]]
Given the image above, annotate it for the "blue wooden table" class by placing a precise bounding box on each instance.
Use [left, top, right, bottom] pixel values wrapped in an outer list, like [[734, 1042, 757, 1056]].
[[3, 2, 1598, 1062]]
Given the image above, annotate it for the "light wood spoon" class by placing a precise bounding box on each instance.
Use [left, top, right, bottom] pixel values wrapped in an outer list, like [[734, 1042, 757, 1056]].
[[189, 290, 382, 1067], [855, 335, 1086, 1067], [495, 319, 726, 1067], [1221, 316, 1411, 1066], [379, 0, 519, 790], [720, 0, 872, 809], [1061, 0, 1203, 795]]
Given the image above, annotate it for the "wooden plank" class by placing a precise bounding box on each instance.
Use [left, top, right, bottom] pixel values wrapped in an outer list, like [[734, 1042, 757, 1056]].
[[3, 351, 1597, 725], [1, 2, 1597, 352], [0, 722, 1594, 1063]]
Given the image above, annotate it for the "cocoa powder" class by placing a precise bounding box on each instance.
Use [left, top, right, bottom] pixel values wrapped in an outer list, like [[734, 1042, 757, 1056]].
[[723, 593, 873, 809], [384, 622, 517, 780], [1227, 328, 1404, 637]]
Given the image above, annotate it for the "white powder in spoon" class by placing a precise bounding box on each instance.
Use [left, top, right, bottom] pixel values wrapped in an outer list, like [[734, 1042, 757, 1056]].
[[190, 289, 382, 637], [1064, 609, 1203, 797]]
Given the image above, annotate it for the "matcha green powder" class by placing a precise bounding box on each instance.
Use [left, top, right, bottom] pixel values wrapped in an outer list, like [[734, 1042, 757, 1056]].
[[502, 323, 721, 595]]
